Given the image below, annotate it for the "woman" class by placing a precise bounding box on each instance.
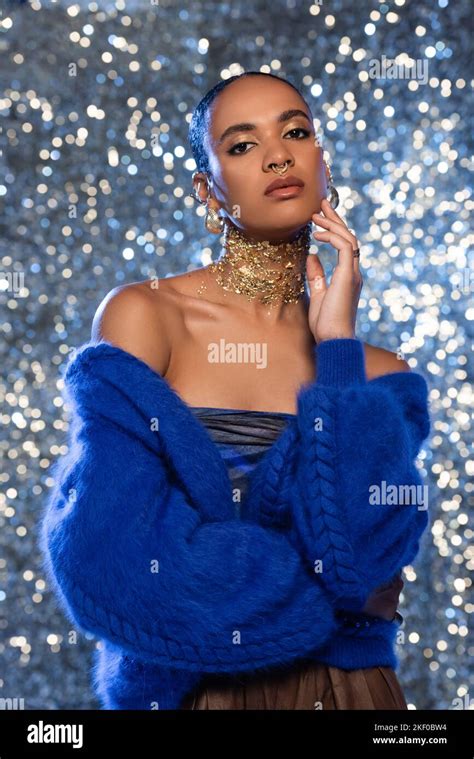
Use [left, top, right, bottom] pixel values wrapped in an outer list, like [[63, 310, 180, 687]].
[[40, 72, 430, 710]]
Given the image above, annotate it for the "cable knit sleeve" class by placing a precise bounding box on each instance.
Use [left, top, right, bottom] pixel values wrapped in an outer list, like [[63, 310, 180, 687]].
[[38, 358, 338, 675], [254, 338, 431, 614]]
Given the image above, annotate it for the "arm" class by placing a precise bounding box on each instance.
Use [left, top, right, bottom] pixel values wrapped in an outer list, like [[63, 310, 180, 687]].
[[39, 409, 338, 674], [39, 290, 338, 675], [299, 204, 430, 611], [253, 338, 431, 613]]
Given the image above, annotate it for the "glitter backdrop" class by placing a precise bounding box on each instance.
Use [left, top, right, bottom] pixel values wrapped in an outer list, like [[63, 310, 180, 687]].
[[0, 0, 472, 711]]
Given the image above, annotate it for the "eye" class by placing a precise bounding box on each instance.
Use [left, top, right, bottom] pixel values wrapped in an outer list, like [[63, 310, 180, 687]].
[[285, 127, 311, 139], [227, 127, 311, 156], [227, 141, 253, 156]]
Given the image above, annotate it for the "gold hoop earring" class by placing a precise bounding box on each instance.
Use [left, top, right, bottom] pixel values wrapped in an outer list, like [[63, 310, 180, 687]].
[[191, 173, 225, 234], [205, 205, 225, 234]]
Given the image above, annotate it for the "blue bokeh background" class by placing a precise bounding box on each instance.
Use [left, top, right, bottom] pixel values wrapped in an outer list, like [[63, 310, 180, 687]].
[[0, 0, 472, 709]]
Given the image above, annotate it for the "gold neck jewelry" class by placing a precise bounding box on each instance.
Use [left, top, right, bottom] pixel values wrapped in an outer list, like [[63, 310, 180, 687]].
[[197, 222, 312, 306]]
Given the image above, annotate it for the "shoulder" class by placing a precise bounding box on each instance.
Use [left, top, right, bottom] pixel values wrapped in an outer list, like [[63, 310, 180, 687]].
[[89, 269, 209, 375], [90, 280, 181, 376], [91, 281, 157, 338], [363, 343, 411, 380]]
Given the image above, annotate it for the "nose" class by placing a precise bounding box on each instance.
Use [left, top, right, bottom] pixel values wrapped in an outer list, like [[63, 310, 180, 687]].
[[269, 159, 290, 174], [264, 148, 295, 173]]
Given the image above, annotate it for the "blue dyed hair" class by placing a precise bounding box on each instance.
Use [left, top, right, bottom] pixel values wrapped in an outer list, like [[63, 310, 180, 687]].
[[188, 71, 312, 176]]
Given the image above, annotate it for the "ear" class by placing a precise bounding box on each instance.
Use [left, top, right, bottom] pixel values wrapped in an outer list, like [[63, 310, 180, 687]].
[[191, 171, 209, 203]]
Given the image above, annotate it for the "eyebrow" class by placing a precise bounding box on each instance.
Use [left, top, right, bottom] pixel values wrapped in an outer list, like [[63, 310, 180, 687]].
[[216, 109, 312, 146]]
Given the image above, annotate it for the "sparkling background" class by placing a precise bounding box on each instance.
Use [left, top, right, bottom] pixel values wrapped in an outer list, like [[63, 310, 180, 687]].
[[0, 0, 472, 710]]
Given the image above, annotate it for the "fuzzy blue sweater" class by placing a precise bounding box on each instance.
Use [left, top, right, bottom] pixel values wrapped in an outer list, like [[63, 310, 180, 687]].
[[39, 338, 431, 710]]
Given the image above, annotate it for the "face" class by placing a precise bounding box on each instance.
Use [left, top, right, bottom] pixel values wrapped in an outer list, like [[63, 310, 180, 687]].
[[194, 76, 329, 243]]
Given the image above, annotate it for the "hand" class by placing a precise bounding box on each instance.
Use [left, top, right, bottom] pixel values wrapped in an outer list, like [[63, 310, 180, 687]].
[[361, 572, 405, 622], [306, 198, 363, 345]]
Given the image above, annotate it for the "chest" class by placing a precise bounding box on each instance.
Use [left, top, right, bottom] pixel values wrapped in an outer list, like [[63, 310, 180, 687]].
[[163, 320, 317, 414]]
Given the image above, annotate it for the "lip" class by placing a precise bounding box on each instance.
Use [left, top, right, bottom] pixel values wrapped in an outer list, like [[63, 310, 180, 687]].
[[264, 175, 305, 195], [266, 185, 304, 199]]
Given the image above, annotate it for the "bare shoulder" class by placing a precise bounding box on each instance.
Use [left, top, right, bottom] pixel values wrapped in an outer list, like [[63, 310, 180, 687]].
[[363, 342, 411, 380], [91, 280, 179, 376], [90, 268, 209, 375]]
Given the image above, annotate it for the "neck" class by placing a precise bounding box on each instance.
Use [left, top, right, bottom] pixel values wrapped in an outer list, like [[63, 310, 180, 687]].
[[199, 222, 312, 321]]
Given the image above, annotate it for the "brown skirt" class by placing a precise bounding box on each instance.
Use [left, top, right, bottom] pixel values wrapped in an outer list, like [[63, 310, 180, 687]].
[[180, 660, 408, 710]]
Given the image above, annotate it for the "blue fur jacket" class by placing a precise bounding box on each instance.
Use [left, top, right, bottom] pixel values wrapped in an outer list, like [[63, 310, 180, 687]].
[[39, 338, 431, 710]]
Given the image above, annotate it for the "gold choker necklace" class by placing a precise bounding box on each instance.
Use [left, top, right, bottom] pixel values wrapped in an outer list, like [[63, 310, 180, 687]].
[[197, 223, 312, 306]]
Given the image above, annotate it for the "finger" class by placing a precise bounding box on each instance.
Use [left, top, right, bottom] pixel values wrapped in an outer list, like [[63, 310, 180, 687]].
[[346, 225, 362, 278], [318, 201, 361, 277], [319, 198, 348, 222], [306, 252, 327, 299], [352, 246, 361, 279], [320, 198, 350, 228], [312, 230, 355, 275], [312, 214, 357, 249], [305, 253, 326, 330]]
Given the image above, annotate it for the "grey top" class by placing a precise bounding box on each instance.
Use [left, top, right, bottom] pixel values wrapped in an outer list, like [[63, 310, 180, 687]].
[[188, 406, 295, 516]]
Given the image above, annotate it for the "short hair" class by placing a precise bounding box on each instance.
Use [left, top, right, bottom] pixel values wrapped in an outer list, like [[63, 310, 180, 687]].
[[188, 71, 312, 176]]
